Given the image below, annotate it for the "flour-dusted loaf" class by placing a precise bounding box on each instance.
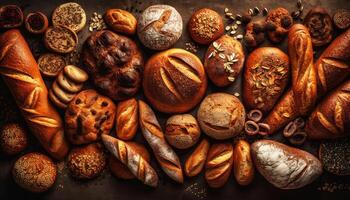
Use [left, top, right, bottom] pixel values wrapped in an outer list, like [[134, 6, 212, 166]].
[[251, 140, 322, 189], [0, 29, 69, 160], [102, 135, 158, 187], [138, 100, 183, 183]]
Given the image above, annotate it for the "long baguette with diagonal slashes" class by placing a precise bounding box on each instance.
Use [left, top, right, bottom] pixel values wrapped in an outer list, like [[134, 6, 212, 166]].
[[263, 27, 350, 134], [138, 100, 184, 183], [306, 80, 350, 139], [0, 29, 69, 160], [102, 135, 158, 187]]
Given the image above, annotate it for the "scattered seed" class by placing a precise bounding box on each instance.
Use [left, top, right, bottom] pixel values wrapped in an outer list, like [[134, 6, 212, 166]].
[[232, 24, 238, 30], [236, 14, 242, 20], [234, 92, 240, 97], [248, 8, 254, 15], [226, 12, 233, 17], [236, 34, 243, 39], [236, 20, 242, 25], [228, 76, 235, 82], [225, 26, 231, 31], [230, 30, 237, 35], [225, 8, 229, 13], [219, 53, 226, 59]]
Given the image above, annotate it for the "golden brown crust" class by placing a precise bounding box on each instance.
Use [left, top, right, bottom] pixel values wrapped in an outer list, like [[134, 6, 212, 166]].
[[138, 100, 183, 183], [143, 48, 207, 113], [65, 89, 116, 145], [288, 24, 317, 116], [0, 29, 69, 160], [197, 93, 246, 140], [184, 138, 210, 177], [24, 12, 49, 34], [188, 8, 224, 45], [263, 28, 350, 134], [12, 153, 57, 193], [205, 143, 233, 188], [44, 26, 78, 54], [102, 135, 158, 187], [243, 47, 289, 114], [233, 140, 254, 186], [109, 141, 150, 179], [306, 80, 350, 139], [67, 143, 106, 180], [165, 114, 200, 149], [204, 35, 245, 87], [105, 9, 137, 35], [115, 98, 138, 140]]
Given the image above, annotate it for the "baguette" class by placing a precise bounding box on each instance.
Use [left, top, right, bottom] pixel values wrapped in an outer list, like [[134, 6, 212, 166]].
[[306, 80, 350, 139], [184, 138, 210, 177], [102, 135, 158, 187], [138, 100, 184, 183], [0, 29, 69, 160], [263, 27, 350, 134], [205, 143, 233, 188]]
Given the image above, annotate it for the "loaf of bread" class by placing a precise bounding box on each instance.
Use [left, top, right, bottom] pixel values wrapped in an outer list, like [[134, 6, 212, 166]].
[[263, 27, 350, 134], [102, 135, 158, 187], [233, 140, 254, 186], [184, 138, 210, 177], [205, 143, 233, 188], [251, 140, 322, 189], [143, 48, 207, 114], [0, 29, 69, 160], [242, 47, 289, 114], [288, 24, 317, 115], [138, 100, 183, 183], [115, 98, 138, 140], [306, 80, 350, 139]]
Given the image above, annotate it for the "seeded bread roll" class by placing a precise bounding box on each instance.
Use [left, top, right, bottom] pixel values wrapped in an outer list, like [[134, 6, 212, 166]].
[[44, 26, 78, 54], [205, 143, 233, 188], [12, 153, 56, 193], [143, 48, 207, 113], [188, 8, 224, 45], [0, 123, 28, 155], [67, 143, 106, 180], [243, 47, 289, 114], [204, 35, 245, 87], [52, 2, 86, 32], [197, 93, 246, 140], [137, 5, 183, 50], [38, 53, 66, 78]]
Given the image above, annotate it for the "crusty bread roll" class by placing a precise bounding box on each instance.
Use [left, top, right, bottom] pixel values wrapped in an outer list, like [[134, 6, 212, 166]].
[[251, 140, 322, 189], [306, 80, 350, 139], [205, 143, 233, 188], [243, 47, 289, 114], [143, 48, 207, 114], [102, 135, 158, 187], [0, 29, 69, 160], [184, 138, 210, 177], [233, 140, 254, 186], [115, 98, 138, 140], [263, 27, 350, 134], [138, 100, 183, 183]]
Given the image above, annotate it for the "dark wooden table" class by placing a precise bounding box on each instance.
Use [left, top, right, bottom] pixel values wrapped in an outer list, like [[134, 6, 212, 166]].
[[0, 0, 350, 199]]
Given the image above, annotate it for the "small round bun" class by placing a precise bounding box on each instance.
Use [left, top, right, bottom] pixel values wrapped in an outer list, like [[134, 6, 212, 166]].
[[109, 142, 150, 179], [137, 5, 183, 50], [12, 153, 56, 193], [67, 143, 106, 180], [188, 8, 224, 45], [204, 35, 245, 87], [197, 93, 246, 140], [165, 114, 200, 149], [0, 123, 28, 155], [143, 48, 207, 113]]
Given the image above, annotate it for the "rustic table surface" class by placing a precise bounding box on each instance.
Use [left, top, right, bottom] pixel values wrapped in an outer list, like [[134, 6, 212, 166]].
[[0, 0, 350, 200]]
